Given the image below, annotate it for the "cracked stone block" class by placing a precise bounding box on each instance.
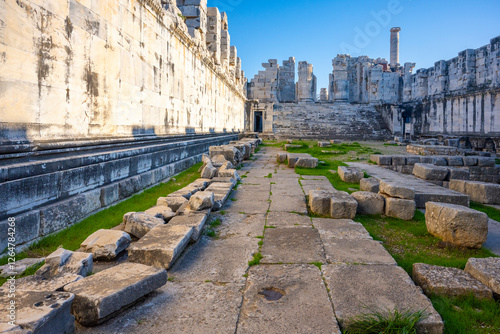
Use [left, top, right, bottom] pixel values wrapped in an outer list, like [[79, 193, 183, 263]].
[[351, 191, 385, 215], [384, 196, 415, 221], [477, 157, 495, 167], [123, 212, 165, 238], [128, 224, 194, 269], [145, 205, 176, 222], [380, 181, 415, 200], [412, 263, 492, 299], [360, 177, 380, 193], [309, 190, 336, 217], [188, 191, 214, 211], [81, 229, 131, 260], [465, 257, 500, 297], [36, 248, 93, 278], [330, 192, 358, 219], [0, 291, 75, 333], [338, 166, 364, 183], [412, 163, 449, 181], [425, 202, 488, 248], [157, 196, 188, 212], [64, 263, 167, 326], [201, 163, 217, 179]]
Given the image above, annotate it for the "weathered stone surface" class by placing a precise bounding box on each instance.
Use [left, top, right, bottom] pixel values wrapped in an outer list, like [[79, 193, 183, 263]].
[[360, 177, 380, 193], [370, 155, 392, 165], [188, 191, 214, 211], [128, 224, 193, 269], [380, 180, 415, 200], [351, 191, 385, 215], [168, 211, 209, 242], [277, 153, 287, 163], [205, 182, 234, 210], [269, 195, 308, 214], [477, 157, 496, 167], [238, 265, 341, 334], [324, 264, 444, 333], [413, 163, 449, 181], [0, 291, 75, 333], [64, 263, 167, 326], [465, 257, 500, 297], [201, 163, 217, 179], [313, 219, 372, 240], [145, 205, 176, 222], [266, 212, 312, 227], [295, 157, 319, 168], [123, 212, 165, 238], [0, 273, 82, 293], [425, 202, 488, 248], [210, 154, 231, 168], [301, 179, 336, 194], [81, 229, 131, 260], [157, 196, 188, 212], [338, 166, 364, 183], [412, 263, 493, 299], [318, 141, 332, 147], [261, 227, 325, 264], [445, 167, 470, 181], [0, 211, 40, 249], [384, 196, 415, 220], [37, 248, 93, 278], [218, 162, 240, 180], [330, 192, 358, 219], [466, 181, 500, 204], [0, 257, 45, 278], [209, 146, 243, 167], [309, 190, 335, 217], [323, 238, 396, 265], [445, 156, 464, 166]]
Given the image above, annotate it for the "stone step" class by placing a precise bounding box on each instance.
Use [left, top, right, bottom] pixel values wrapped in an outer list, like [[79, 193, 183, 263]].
[[323, 264, 444, 333], [63, 262, 167, 326], [128, 224, 194, 269]]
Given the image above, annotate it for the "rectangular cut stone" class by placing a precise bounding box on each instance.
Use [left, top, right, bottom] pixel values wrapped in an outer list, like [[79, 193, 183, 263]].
[[330, 192, 358, 219], [412, 163, 449, 181], [425, 202, 488, 248], [309, 190, 335, 217], [379, 181, 415, 200], [128, 225, 194, 269], [413, 263, 493, 299], [370, 155, 392, 165], [465, 258, 500, 297], [324, 264, 444, 333], [313, 218, 372, 240], [360, 177, 380, 193], [465, 181, 500, 204], [384, 196, 415, 221], [322, 238, 396, 265], [338, 166, 364, 183], [445, 167, 470, 181], [64, 263, 167, 326]]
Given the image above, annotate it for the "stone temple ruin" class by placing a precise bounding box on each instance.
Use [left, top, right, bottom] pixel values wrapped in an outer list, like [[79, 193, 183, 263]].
[[1, 0, 500, 333]]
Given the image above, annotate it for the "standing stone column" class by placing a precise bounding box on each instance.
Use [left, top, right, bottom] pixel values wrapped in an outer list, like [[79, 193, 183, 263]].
[[220, 13, 230, 69], [332, 55, 350, 101], [390, 27, 401, 66], [277, 57, 296, 102], [297, 61, 317, 102], [403, 62, 415, 102], [320, 88, 329, 101]]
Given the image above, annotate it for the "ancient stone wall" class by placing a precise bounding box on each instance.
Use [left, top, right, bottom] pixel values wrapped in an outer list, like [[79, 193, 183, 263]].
[[0, 0, 246, 143]]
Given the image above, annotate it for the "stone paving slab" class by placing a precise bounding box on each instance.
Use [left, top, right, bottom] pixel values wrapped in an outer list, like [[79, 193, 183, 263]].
[[269, 195, 308, 214], [240, 177, 271, 185], [213, 213, 266, 238], [271, 185, 305, 196], [313, 218, 372, 239], [261, 227, 325, 264], [267, 212, 312, 227], [300, 179, 336, 194], [169, 236, 257, 284], [322, 238, 396, 265], [223, 198, 270, 214], [349, 162, 469, 208], [230, 189, 270, 202], [324, 264, 444, 333], [237, 265, 341, 334], [75, 282, 244, 334]]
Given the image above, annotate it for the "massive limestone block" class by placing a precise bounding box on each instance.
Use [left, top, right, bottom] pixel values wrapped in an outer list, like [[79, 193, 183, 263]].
[[287, 153, 313, 168], [360, 177, 380, 193], [205, 182, 234, 210], [218, 162, 240, 180], [81, 229, 131, 260], [157, 196, 188, 212], [465, 181, 500, 204], [370, 155, 392, 165], [128, 224, 194, 269], [465, 257, 500, 297], [168, 211, 210, 242], [412, 263, 492, 299], [379, 181, 415, 200], [445, 167, 470, 181], [425, 202, 488, 248], [145, 205, 176, 222], [209, 145, 243, 167], [295, 157, 319, 168], [211, 154, 232, 168], [201, 163, 217, 179], [37, 248, 93, 278], [64, 263, 167, 326], [330, 192, 358, 219], [351, 192, 385, 215], [188, 191, 214, 211], [309, 190, 336, 217], [338, 166, 364, 183], [0, 291, 75, 333], [412, 163, 449, 181], [277, 153, 287, 163], [123, 212, 165, 238], [384, 196, 415, 221]]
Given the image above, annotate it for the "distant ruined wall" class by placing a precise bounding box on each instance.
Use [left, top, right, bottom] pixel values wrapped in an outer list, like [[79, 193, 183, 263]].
[[0, 0, 246, 143]]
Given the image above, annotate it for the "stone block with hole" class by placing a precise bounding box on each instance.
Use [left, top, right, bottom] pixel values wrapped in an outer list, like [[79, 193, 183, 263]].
[[330, 192, 358, 219], [425, 202, 488, 248], [338, 166, 364, 183], [145, 205, 176, 222]]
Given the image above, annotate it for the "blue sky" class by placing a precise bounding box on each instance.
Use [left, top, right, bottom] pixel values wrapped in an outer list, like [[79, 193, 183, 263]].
[[208, 0, 500, 90]]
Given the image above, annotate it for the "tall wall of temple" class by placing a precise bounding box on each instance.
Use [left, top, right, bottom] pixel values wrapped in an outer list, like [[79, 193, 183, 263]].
[[0, 0, 247, 143]]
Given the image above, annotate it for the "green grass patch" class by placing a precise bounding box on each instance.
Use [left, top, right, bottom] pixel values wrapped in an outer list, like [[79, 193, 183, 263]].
[[264, 225, 276, 229], [345, 307, 427, 334], [310, 262, 323, 270], [0, 163, 203, 266], [230, 198, 238, 202], [431, 294, 500, 334], [0, 261, 45, 287], [248, 252, 263, 266], [470, 202, 500, 222], [265, 173, 273, 178]]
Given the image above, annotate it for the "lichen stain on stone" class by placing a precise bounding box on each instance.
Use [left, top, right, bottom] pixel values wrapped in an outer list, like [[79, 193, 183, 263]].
[[83, 64, 99, 98], [64, 17, 73, 39], [85, 19, 100, 35], [35, 12, 54, 98], [0, 52, 6, 64]]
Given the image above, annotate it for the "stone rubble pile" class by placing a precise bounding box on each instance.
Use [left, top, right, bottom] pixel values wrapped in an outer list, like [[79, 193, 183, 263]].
[[0, 139, 261, 332]]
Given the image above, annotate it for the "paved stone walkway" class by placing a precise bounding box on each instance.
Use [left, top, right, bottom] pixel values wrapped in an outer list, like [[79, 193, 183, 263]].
[[76, 147, 442, 333]]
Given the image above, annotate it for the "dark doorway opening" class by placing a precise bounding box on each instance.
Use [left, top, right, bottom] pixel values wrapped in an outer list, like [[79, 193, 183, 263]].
[[254, 111, 263, 133]]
